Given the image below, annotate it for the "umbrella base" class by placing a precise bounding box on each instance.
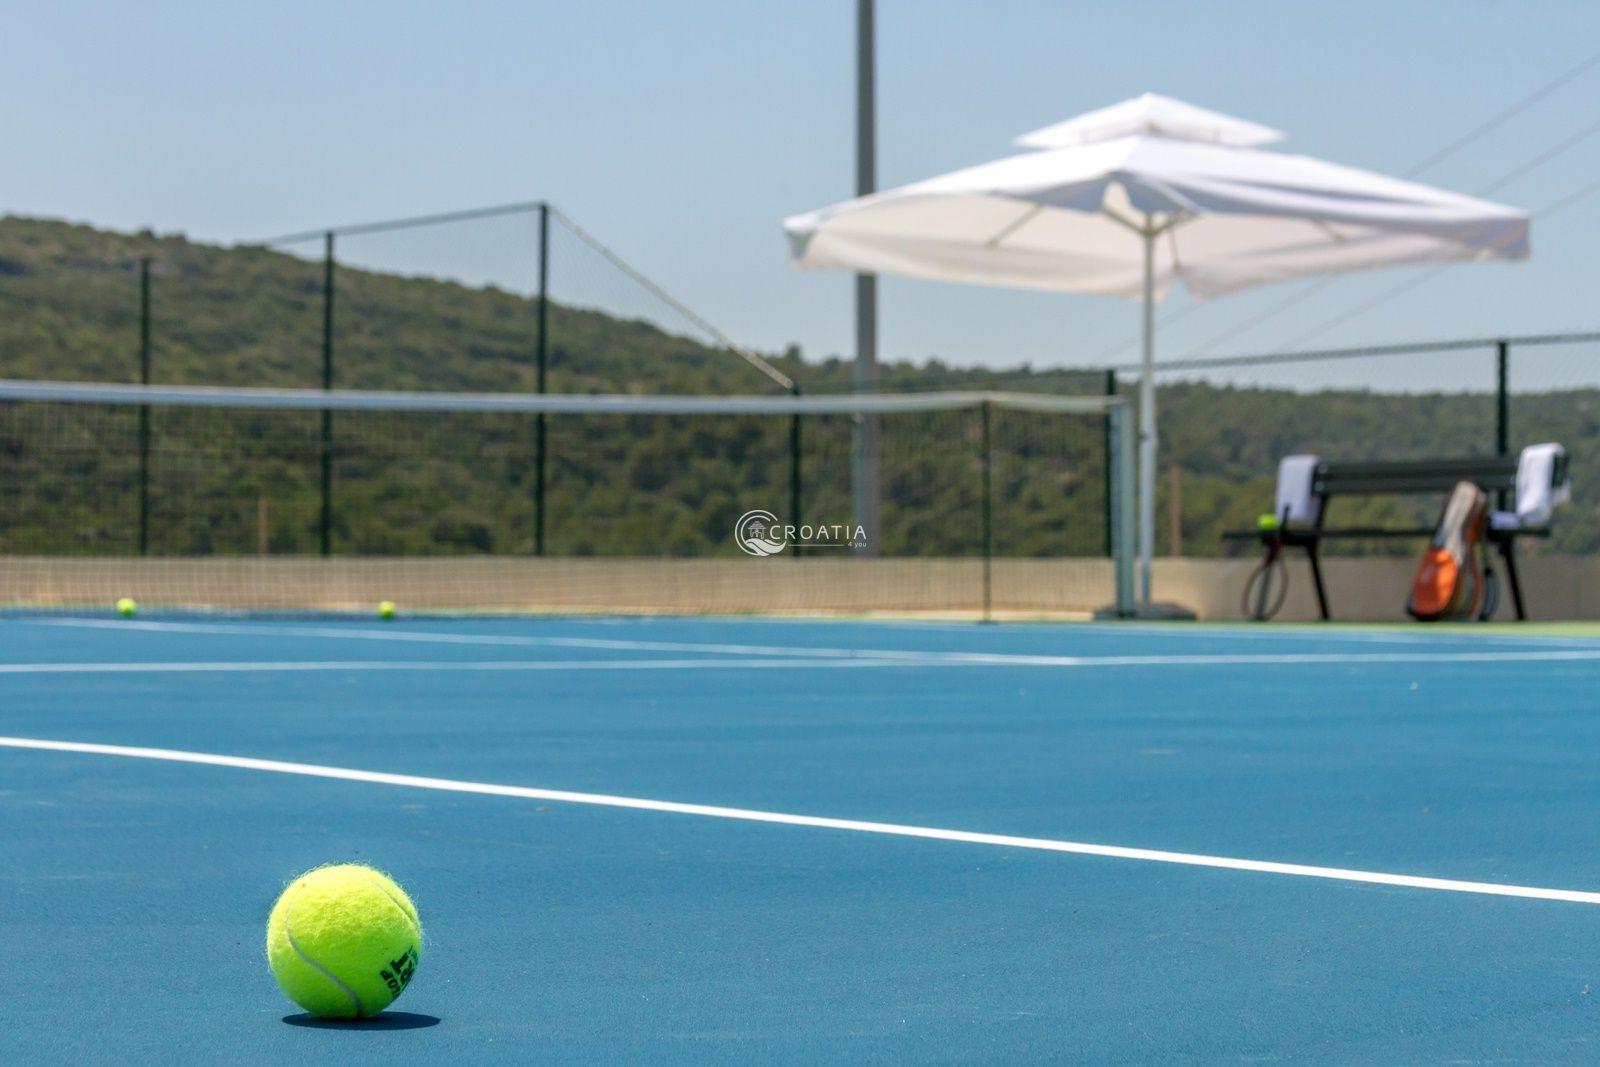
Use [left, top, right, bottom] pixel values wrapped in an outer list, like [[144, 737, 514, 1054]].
[[1094, 600, 1198, 621]]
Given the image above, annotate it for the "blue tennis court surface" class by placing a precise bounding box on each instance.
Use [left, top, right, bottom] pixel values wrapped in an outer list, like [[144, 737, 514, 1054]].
[[5, 615, 1600, 1062]]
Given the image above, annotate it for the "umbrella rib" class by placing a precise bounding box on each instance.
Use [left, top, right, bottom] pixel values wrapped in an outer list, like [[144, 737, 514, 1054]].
[[984, 203, 1046, 248], [1150, 211, 1191, 238], [1104, 205, 1191, 238], [1312, 220, 1348, 243], [1102, 205, 1143, 234]]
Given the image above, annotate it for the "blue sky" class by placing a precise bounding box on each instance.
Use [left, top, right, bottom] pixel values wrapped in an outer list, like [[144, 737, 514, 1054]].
[[5, 1, 1600, 387]]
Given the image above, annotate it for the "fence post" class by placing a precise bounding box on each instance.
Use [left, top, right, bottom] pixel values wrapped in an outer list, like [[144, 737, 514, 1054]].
[[981, 400, 993, 623], [1167, 462, 1184, 557], [1496, 340, 1510, 510], [535, 203, 549, 556], [1495, 340, 1510, 454], [138, 257, 151, 556], [789, 384, 803, 559], [320, 232, 335, 557], [1102, 369, 1116, 557]]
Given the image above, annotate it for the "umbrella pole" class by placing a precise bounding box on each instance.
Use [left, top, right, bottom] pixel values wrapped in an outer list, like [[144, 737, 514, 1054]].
[[1138, 228, 1156, 607]]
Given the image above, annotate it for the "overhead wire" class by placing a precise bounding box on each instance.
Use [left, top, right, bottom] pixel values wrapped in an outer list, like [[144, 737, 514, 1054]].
[[1178, 47, 1600, 357], [1092, 47, 1600, 363], [1266, 168, 1600, 351]]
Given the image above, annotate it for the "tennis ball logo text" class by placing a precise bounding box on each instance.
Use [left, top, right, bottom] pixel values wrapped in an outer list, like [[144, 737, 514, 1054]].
[[735, 510, 867, 556], [380, 947, 419, 995]]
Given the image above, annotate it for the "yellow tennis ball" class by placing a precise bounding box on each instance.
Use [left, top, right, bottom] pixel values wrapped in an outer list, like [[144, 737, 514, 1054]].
[[116, 597, 137, 618], [377, 600, 397, 620], [266, 864, 422, 1019]]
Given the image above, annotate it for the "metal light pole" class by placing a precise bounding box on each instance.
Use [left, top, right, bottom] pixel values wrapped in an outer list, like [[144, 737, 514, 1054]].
[[852, 0, 880, 555]]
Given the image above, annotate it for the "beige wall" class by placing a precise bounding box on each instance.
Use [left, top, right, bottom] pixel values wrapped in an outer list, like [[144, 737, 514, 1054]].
[[1, 554, 1593, 621], [0, 556, 1111, 618]]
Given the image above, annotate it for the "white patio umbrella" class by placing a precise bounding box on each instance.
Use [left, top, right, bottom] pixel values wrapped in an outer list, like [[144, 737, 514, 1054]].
[[783, 93, 1529, 607]]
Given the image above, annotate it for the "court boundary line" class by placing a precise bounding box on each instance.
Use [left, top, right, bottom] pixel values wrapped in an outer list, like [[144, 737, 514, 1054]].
[[8, 649, 1600, 674], [34, 615, 1600, 650], [3, 734, 1598, 907]]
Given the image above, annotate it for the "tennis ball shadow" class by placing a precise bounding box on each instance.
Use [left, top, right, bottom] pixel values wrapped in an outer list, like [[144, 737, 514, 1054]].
[[283, 1012, 440, 1030]]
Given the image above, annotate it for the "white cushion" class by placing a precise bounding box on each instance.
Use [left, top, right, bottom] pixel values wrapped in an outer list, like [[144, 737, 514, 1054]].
[[1511, 443, 1570, 528], [1275, 454, 1322, 525]]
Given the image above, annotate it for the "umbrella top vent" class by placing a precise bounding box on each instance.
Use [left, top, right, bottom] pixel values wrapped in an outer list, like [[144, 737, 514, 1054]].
[[1015, 92, 1285, 150]]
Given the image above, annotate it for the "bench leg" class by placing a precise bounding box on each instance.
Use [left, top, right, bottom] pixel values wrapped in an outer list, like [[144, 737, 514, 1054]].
[[1306, 544, 1331, 621], [1499, 541, 1527, 621]]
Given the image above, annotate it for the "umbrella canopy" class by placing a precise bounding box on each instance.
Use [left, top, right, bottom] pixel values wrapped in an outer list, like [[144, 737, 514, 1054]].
[[782, 93, 1530, 607], [1012, 92, 1285, 149], [784, 101, 1528, 299]]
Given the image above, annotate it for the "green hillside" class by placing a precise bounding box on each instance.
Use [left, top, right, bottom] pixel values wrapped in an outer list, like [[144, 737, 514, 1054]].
[[0, 216, 1593, 558]]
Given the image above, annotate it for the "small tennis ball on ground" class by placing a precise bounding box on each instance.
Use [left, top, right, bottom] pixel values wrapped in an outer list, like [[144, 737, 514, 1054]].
[[115, 597, 138, 618], [377, 600, 397, 620], [266, 863, 422, 1019], [1256, 513, 1280, 531]]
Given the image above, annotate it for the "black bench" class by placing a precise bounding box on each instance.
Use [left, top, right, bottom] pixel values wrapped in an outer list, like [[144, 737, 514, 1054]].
[[1225, 455, 1555, 621]]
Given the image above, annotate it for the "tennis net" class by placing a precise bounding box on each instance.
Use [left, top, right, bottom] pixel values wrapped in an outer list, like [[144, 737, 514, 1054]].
[[0, 380, 1135, 618]]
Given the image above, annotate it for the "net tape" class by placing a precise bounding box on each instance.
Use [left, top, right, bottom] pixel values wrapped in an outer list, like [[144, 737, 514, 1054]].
[[0, 379, 1124, 418]]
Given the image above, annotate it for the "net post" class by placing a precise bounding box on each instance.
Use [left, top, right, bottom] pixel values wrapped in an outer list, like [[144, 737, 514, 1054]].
[[1110, 400, 1137, 617], [980, 399, 993, 623], [789, 383, 803, 559], [320, 232, 335, 557], [137, 256, 152, 556], [1496, 339, 1510, 511], [535, 203, 550, 556], [1102, 368, 1116, 557]]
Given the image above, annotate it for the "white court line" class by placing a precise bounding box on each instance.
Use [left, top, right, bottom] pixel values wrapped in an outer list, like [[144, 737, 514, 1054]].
[[29, 618, 1600, 667], [3, 733, 1598, 907], [35, 618, 893, 660], [839, 618, 1551, 645], [534, 612, 1592, 645], [0, 658, 913, 675], [6, 649, 1600, 675], [905, 650, 1600, 666]]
